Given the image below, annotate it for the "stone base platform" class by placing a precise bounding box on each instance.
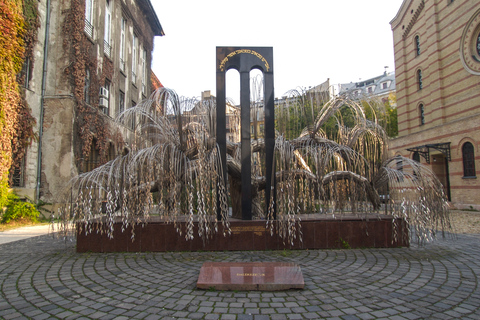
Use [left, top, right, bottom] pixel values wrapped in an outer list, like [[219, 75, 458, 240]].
[[76, 214, 409, 252], [197, 262, 305, 291]]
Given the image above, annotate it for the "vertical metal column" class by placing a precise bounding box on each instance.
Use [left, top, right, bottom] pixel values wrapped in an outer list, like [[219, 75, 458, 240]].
[[263, 71, 276, 219], [216, 68, 226, 221], [240, 71, 252, 220], [445, 160, 452, 202]]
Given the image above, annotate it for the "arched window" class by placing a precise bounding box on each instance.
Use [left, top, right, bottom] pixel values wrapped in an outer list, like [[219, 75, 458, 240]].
[[462, 142, 476, 177], [419, 103, 425, 125], [415, 35, 421, 56], [417, 69, 423, 90]]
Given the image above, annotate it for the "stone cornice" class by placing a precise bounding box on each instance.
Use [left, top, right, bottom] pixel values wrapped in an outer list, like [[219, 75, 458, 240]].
[[403, 0, 425, 39]]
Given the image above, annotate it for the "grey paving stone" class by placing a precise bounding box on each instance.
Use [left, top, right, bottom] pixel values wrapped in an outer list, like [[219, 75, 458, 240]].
[[198, 306, 213, 313], [172, 311, 189, 318], [356, 313, 376, 320], [187, 312, 205, 319], [302, 305, 320, 312], [329, 309, 346, 317], [229, 307, 245, 314], [213, 307, 229, 314], [260, 307, 276, 314], [276, 307, 292, 314], [245, 307, 260, 315], [270, 302, 284, 308], [2, 313, 22, 320], [200, 301, 215, 307], [230, 302, 244, 308]]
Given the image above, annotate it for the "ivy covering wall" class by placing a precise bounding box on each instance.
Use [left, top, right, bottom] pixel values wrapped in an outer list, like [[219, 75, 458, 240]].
[[64, 0, 121, 171], [0, 0, 38, 205]]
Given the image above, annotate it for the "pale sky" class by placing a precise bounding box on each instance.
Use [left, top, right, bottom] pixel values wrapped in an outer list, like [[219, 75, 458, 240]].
[[151, 0, 404, 104]]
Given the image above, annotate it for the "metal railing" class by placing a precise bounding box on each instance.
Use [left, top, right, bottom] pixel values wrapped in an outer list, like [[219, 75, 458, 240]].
[[84, 19, 94, 38], [104, 41, 112, 57]]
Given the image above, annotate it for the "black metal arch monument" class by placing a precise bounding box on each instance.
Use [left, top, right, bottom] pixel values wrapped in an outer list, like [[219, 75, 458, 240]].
[[216, 47, 276, 220]]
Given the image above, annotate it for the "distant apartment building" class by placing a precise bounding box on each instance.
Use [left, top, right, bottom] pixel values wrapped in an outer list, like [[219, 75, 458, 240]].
[[308, 78, 335, 102], [198, 91, 240, 143], [274, 78, 333, 105], [390, 0, 480, 209], [14, 0, 164, 203], [338, 72, 396, 102]]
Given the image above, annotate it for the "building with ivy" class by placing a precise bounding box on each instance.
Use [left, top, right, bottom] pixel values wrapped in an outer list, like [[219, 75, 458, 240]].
[[13, 0, 164, 205], [389, 0, 480, 209]]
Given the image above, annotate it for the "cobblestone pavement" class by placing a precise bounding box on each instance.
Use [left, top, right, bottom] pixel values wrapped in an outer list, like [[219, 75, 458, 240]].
[[0, 233, 479, 320]]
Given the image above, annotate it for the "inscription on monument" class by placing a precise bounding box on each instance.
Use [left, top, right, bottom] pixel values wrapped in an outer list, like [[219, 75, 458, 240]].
[[231, 226, 266, 236], [236, 273, 266, 277], [219, 49, 270, 72]]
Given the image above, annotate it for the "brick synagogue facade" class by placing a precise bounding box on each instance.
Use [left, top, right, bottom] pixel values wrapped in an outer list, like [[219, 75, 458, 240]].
[[390, 0, 480, 209]]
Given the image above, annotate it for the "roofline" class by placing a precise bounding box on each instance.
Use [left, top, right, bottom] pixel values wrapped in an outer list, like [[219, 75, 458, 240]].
[[390, 0, 408, 29], [139, 0, 165, 36], [339, 72, 396, 87]]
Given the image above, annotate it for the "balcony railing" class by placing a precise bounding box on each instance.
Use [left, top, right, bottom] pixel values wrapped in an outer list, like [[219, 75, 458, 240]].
[[84, 19, 94, 38], [104, 40, 112, 57]]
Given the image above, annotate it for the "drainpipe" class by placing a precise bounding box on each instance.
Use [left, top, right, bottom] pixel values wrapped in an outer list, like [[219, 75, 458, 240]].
[[36, 0, 51, 202]]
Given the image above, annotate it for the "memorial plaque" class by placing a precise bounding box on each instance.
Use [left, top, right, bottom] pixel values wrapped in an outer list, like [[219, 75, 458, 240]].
[[197, 262, 304, 291]]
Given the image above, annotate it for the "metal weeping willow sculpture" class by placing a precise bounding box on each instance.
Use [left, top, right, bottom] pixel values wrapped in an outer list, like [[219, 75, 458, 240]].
[[62, 89, 231, 242], [56, 83, 452, 247], [266, 89, 451, 245], [56, 48, 452, 247]]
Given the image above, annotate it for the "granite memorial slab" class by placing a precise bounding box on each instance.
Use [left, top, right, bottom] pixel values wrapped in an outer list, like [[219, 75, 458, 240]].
[[197, 262, 304, 291]]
